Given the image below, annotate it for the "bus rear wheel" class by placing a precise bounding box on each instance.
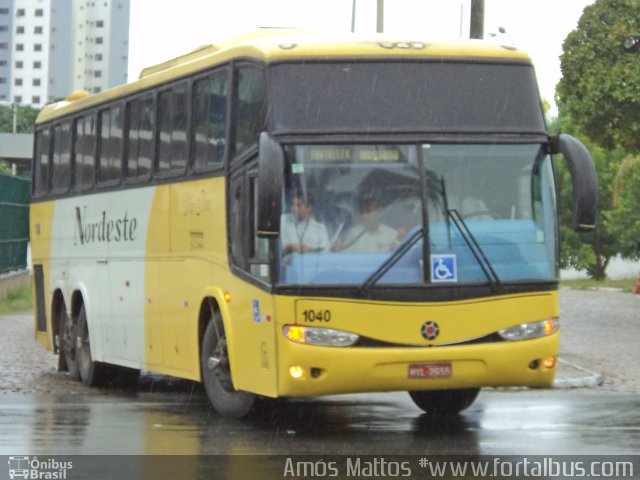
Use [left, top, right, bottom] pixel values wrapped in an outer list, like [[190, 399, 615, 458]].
[[408, 388, 480, 415], [201, 314, 255, 419], [58, 305, 80, 380], [76, 304, 107, 387]]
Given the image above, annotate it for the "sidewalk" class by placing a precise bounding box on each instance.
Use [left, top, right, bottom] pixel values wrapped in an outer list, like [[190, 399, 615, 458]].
[[557, 288, 639, 394], [553, 358, 604, 389]]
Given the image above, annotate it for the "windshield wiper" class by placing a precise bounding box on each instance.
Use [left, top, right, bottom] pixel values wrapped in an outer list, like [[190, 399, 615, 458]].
[[438, 176, 501, 291], [447, 208, 501, 291], [440, 176, 452, 248], [359, 227, 424, 294]]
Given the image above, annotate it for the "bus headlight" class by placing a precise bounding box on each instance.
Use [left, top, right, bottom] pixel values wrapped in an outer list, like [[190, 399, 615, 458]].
[[284, 325, 359, 347], [498, 318, 559, 341]]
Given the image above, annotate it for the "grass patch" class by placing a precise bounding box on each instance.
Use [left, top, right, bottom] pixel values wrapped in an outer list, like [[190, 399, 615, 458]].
[[0, 285, 33, 314], [561, 277, 637, 292]]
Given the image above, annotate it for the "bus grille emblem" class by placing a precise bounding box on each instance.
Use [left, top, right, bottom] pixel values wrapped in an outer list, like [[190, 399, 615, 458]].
[[421, 321, 440, 340]]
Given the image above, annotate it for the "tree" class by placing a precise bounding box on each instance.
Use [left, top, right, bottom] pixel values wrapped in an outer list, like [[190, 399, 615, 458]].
[[0, 104, 40, 133], [550, 114, 629, 280], [555, 145, 627, 279], [610, 154, 640, 259], [555, 0, 640, 279], [556, 0, 640, 154]]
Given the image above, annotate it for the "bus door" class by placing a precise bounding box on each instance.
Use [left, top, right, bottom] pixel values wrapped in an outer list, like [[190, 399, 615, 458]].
[[226, 166, 279, 396]]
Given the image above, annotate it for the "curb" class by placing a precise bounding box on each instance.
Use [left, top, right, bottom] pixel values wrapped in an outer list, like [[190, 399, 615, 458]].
[[553, 358, 604, 389]]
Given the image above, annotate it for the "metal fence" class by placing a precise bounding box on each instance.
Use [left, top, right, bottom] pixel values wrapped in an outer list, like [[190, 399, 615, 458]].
[[0, 173, 30, 274]]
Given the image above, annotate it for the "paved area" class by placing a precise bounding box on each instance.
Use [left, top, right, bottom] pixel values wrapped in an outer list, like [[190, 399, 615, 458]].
[[0, 311, 75, 395], [558, 288, 639, 393], [1, 289, 638, 395]]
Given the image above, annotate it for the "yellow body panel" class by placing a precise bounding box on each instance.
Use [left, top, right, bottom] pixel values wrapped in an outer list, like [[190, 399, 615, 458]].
[[144, 179, 227, 379], [30, 201, 56, 350], [276, 334, 557, 396], [139, 177, 279, 392], [294, 292, 557, 346], [273, 292, 559, 396]]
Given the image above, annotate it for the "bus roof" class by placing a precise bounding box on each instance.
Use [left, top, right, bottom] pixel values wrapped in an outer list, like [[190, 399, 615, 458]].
[[36, 29, 533, 124]]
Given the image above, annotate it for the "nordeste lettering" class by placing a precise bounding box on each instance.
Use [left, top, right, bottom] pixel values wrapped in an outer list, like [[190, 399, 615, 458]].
[[74, 206, 137, 245]]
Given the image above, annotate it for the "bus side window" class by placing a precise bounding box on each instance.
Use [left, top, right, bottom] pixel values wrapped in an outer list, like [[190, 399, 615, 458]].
[[193, 68, 228, 171], [157, 83, 188, 175], [33, 128, 50, 197], [50, 122, 72, 193], [228, 167, 271, 283], [233, 66, 266, 161], [125, 95, 153, 180], [98, 106, 123, 185], [74, 115, 96, 190], [249, 174, 270, 281]]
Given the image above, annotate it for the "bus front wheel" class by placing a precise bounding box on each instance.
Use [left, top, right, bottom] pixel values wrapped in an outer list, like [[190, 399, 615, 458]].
[[408, 388, 480, 415], [201, 314, 255, 419]]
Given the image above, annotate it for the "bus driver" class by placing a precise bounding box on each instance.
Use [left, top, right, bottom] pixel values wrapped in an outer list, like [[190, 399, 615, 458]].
[[333, 196, 401, 252], [281, 193, 330, 254]]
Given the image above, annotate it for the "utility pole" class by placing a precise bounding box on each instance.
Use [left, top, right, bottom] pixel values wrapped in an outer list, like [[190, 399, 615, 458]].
[[376, 0, 384, 33], [351, 0, 356, 33], [470, 0, 484, 39], [351, 0, 384, 34]]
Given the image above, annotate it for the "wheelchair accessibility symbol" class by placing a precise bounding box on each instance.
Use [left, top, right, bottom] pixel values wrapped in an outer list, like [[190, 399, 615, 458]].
[[430, 254, 457, 282]]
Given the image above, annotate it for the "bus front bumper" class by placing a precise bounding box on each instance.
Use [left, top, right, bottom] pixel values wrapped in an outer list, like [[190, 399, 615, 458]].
[[276, 333, 559, 397]]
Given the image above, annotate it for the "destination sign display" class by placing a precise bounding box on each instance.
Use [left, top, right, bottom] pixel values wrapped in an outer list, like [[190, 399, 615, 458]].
[[307, 146, 401, 163]]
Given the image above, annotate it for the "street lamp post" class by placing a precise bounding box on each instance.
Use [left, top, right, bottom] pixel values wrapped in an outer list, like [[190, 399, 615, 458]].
[[0, 101, 18, 133], [376, 0, 384, 33], [470, 0, 485, 39], [351, 0, 356, 32], [350, 0, 384, 33]]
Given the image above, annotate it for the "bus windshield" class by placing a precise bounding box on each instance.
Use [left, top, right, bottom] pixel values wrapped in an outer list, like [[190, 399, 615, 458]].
[[278, 144, 557, 286]]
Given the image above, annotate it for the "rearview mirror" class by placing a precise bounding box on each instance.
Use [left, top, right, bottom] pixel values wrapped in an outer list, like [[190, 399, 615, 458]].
[[256, 132, 284, 238], [551, 134, 598, 232]]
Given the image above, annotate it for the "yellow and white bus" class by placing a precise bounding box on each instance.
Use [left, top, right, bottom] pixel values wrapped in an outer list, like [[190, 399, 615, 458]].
[[31, 30, 597, 418]]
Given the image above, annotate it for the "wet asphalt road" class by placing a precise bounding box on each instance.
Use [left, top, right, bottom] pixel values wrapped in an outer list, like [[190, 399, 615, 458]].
[[0, 388, 639, 456]]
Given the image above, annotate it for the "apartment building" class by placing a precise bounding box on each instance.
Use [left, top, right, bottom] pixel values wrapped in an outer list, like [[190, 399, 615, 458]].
[[0, 0, 130, 107]]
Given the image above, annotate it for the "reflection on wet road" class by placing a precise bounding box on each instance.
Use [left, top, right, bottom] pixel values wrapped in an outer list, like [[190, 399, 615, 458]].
[[1, 384, 638, 456]]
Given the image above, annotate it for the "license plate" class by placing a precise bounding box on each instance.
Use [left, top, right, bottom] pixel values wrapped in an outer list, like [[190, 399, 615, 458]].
[[408, 362, 452, 378]]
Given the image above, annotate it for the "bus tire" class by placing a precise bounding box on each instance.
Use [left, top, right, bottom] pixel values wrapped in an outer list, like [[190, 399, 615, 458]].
[[76, 304, 107, 387], [201, 314, 255, 419], [58, 304, 80, 380], [408, 388, 480, 415]]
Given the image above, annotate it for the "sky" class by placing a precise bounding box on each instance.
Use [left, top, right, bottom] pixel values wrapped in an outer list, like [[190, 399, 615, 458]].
[[127, 0, 595, 114]]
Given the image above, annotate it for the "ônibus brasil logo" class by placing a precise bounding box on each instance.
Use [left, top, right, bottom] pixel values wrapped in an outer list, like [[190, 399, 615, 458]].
[[8, 456, 73, 479]]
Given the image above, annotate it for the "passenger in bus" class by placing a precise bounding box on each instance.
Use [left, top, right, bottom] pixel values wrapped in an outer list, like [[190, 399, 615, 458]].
[[452, 195, 493, 220], [281, 193, 330, 254], [333, 197, 400, 252]]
